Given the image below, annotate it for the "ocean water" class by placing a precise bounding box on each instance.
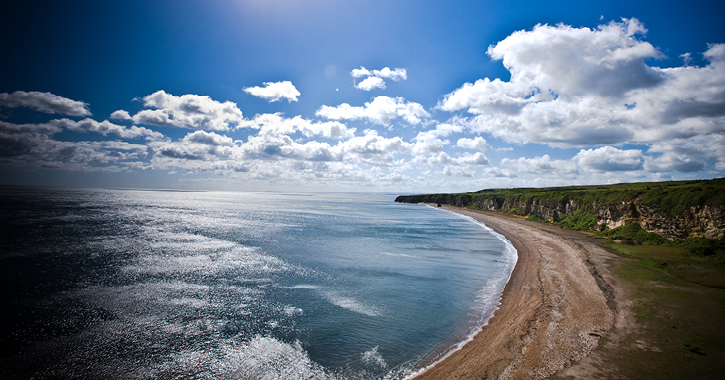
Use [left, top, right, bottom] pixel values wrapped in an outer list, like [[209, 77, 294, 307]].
[[0, 187, 516, 379]]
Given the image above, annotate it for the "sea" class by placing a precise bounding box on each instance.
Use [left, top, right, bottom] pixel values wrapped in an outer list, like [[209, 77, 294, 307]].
[[0, 187, 516, 380]]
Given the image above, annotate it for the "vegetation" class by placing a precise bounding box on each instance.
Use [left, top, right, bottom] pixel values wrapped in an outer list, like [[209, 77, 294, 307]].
[[550, 252, 725, 379], [396, 178, 725, 231], [396, 178, 724, 234]]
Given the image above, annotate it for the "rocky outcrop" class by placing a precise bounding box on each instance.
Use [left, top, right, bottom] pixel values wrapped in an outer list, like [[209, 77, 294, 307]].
[[395, 195, 725, 241], [636, 204, 725, 240]]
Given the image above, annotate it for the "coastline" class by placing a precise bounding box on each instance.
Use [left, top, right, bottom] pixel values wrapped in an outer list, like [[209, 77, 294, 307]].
[[413, 205, 618, 380]]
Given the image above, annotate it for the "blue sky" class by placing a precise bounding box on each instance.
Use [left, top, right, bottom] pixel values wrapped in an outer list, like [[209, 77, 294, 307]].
[[1, 0, 723, 192]]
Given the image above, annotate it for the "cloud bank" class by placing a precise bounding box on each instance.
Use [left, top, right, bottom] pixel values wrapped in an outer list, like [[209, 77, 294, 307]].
[[131, 91, 244, 131], [0, 91, 91, 116], [1, 18, 722, 191], [439, 19, 725, 153]]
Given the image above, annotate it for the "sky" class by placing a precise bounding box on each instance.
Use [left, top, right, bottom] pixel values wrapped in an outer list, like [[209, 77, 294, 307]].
[[1, 0, 724, 192]]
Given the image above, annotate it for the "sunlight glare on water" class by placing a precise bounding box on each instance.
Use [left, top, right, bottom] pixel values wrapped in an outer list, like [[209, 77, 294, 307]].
[[0, 187, 515, 379]]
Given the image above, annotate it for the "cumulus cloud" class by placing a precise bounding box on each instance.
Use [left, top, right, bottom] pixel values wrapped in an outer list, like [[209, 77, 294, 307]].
[[0, 125, 149, 169], [457, 136, 492, 151], [244, 81, 300, 102], [0, 120, 62, 135], [356, 77, 386, 91], [240, 113, 355, 140], [443, 165, 476, 177], [316, 96, 430, 126], [501, 155, 578, 175], [574, 146, 644, 172], [182, 130, 234, 146], [0, 91, 91, 116], [52, 118, 165, 140], [413, 151, 490, 167], [132, 90, 244, 131], [644, 134, 724, 173], [438, 19, 725, 154], [352, 67, 407, 91], [482, 167, 518, 178], [351, 67, 407, 81], [332, 130, 411, 166], [110, 110, 132, 120]]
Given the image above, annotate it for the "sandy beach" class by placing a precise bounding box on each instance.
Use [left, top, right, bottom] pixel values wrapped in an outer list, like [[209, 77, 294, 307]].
[[414, 206, 620, 380]]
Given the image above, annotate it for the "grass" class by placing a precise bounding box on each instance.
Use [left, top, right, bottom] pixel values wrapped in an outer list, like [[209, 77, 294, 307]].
[[603, 241, 725, 288], [555, 209, 598, 231], [396, 178, 725, 232], [550, 242, 725, 379]]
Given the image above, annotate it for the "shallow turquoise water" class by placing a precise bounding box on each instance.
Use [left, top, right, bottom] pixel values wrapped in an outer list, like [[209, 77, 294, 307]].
[[0, 188, 515, 379]]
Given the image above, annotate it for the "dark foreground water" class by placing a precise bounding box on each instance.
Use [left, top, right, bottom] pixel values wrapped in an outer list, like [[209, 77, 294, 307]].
[[0, 187, 515, 379]]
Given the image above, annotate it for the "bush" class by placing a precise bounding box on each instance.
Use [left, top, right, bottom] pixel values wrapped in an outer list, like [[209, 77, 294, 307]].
[[555, 209, 598, 231]]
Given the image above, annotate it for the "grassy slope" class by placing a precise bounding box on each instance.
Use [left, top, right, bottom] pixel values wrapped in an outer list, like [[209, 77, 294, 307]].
[[397, 178, 725, 230], [551, 242, 725, 379]]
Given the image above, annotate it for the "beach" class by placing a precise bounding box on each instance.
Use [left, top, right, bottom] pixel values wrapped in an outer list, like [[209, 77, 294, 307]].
[[414, 206, 619, 380]]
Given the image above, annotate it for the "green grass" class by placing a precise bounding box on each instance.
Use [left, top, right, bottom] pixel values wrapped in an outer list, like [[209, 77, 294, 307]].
[[526, 214, 544, 222], [550, 244, 725, 379], [396, 178, 725, 223], [603, 240, 725, 288], [603, 222, 670, 244], [555, 209, 598, 231]]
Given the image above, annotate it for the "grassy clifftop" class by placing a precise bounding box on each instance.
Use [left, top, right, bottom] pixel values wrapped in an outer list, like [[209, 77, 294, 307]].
[[396, 178, 725, 216], [396, 178, 725, 239]]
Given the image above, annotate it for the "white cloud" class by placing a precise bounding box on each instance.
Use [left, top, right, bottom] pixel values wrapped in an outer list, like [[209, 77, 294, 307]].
[[0, 120, 62, 135], [351, 67, 407, 91], [574, 146, 644, 172], [443, 165, 476, 177], [356, 77, 386, 91], [482, 167, 518, 178], [413, 151, 490, 167], [0, 91, 91, 116], [332, 130, 411, 166], [244, 81, 300, 102], [351, 67, 407, 81], [501, 154, 578, 175], [240, 113, 355, 140], [0, 126, 149, 170], [316, 96, 430, 126], [132, 90, 244, 131], [457, 136, 492, 151], [110, 110, 132, 120], [182, 130, 234, 146], [435, 18, 725, 175], [456, 152, 490, 165], [52, 118, 164, 140], [644, 134, 724, 173]]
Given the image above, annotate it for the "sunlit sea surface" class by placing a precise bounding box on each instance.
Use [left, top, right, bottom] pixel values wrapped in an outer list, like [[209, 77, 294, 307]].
[[0, 187, 516, 379]]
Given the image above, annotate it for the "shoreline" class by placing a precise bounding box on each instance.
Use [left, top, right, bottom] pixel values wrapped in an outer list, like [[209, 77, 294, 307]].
[[413, 206, 617, 380]]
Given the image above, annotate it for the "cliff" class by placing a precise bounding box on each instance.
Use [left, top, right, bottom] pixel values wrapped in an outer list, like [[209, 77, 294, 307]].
[[395, 178, 725, 241]]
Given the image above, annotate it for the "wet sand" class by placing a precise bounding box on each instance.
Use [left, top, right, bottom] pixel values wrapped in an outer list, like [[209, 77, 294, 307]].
[[414, 206, 617, 380]]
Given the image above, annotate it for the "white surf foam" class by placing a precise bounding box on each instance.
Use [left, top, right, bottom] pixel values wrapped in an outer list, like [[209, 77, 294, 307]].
[[321, 290, 383, 317]]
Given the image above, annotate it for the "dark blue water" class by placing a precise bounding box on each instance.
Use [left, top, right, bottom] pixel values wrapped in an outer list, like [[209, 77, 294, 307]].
[[0, 187, 516, 379]]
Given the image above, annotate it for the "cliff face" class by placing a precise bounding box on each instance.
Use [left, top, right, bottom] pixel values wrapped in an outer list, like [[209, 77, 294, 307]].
[[396, 195, 725, 241]]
